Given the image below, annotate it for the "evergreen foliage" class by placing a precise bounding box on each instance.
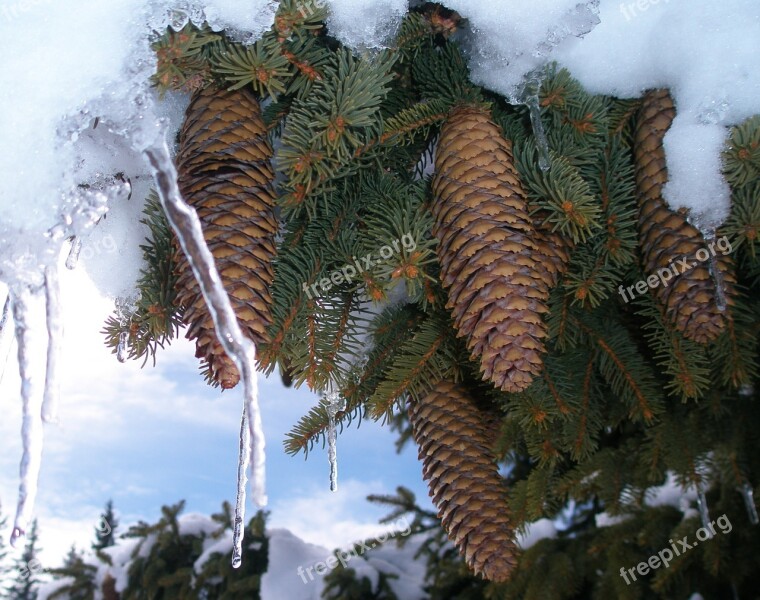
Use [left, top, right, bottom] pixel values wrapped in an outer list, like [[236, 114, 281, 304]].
[[99, 2, 760, 595], [0, 511, 12, 599], [46, 501, 268, 600], [93, 500, 119, 552], [6, 519, 41, 600]]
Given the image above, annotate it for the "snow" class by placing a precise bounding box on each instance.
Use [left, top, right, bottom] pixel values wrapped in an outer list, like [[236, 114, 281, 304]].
[[445, 0, 601, 103], [261, 528, 331, 600], [557, 0, 760, 225], [194, 533, 234, 573], [178, 512, 220, 537], [96, 536, 142, 592], [645, 471, 699, 514], [517, 517, 557, 549], [326, 0, 408, 51], [350, 535, 427, 599], [595, 512, 630, 528], [37, 577, 75, 600], [261, 527, 427, 600]]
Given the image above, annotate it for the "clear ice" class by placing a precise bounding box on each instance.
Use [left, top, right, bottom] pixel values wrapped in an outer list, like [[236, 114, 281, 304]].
[[325, 391, 346, 492], [142, 134, 266, 569]]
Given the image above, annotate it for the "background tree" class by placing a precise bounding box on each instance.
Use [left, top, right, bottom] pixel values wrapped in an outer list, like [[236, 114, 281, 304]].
[[0, 509, 13, 599], [92, 499, 119, 552], [6, 519, 42, 600]]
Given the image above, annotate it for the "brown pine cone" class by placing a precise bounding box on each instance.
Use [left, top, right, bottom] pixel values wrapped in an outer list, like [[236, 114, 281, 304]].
[[174, 86, 278, 388], [409, 379, 518, 582], [634, 90, 735, 343], [431, 105, 555, 393]]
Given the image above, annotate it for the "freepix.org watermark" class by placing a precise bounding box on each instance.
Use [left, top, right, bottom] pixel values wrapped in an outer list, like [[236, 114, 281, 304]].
[[1, 0, 54, 22], [619, 513, 732, 585], [618, 235, 732, 303], [296, 516, 412, 583], [302, 233, 417, 300], [619, 0, 670, 22]]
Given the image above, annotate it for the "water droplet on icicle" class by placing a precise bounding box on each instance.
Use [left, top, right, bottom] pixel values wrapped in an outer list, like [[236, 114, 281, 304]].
[[41, 266, 62, 424], [696, 486, 713, 537], [10, 527, 25, 548], [142, 133, 266, 571], [65, 237, 82, 270], [740, 482, 759, 525], [325, 392, 346, 492]]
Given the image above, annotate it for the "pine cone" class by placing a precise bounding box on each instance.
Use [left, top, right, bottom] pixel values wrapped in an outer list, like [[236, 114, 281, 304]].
[[409, 380, 517, 582], [634, 90, 735, 343], [431, 105, 555, 393], [175, 86, 278, 388]]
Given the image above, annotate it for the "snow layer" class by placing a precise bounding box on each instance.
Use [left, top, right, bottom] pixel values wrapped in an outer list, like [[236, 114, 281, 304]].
[[557, 0, 760, 226], [326, 0, 408, 51], [445, 0, 600, 102], [517, 517, 557, 549], [437, 0, 760, 226]]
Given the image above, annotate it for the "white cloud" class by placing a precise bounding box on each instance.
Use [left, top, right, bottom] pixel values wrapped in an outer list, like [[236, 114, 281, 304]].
[[268, 478, 402, 551]]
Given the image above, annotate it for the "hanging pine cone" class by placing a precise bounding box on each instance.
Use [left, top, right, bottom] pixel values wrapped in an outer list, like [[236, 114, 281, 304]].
[[431, 105, 555, 393], [409, 379, 517, 582], [174, 86, 278, 388], [634, 90, 735, 343]]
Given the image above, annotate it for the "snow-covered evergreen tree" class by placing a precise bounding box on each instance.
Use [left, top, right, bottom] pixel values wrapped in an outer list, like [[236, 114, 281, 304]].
[[6, 519, 42, 600], [92, 500, 118, 552]]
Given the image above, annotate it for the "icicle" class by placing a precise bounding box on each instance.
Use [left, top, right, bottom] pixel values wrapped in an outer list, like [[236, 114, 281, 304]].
[[143, 136, 266, 570], [325, 392, 346, 492], [696, 486, 713, 537], [740, 482, 759, 525], [232, 405, 251, 569], [116, 331, 128, 363], [41, 266, 62, 423], [9, 285, 47, 548], [525, 93, 551, 172], [113, 296, 137, 364], [704, 231, 728, 312], [0, 293, 14, 385], [65, 237, 82, 270]]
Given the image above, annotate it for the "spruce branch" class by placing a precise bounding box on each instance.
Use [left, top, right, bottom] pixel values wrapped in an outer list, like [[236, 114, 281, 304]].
[[637, 295, 711, 401], [211, 34, 291, 97], [570, 310, 663, 422], [103, 191, 182, 365], [723, 115, 760, 188]]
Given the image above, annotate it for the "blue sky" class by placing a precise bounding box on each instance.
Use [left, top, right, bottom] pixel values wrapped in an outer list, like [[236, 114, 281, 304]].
[[0, 267, 433, 569]]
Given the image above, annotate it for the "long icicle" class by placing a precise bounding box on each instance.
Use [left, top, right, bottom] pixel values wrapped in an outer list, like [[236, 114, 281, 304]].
[[233, 405, 251, 568], [0, 293, 14, 386], [41, 266, 62, 423], [143, 137, 266, 569], [10, 285, 46, 547]]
